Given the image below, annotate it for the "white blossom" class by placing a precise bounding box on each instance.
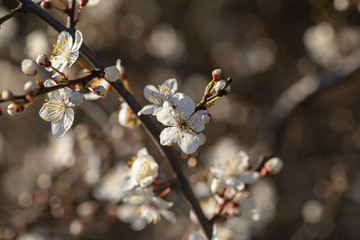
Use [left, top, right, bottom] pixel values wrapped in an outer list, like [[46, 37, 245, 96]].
[[118, 102, 141, 128], [156, 95, 206, 154], [138, 78, 178, 116], [128, 148, 159, 188], [39, 80, 74, 137], [50, 30, 83, 74], [124, 188, 176, 224], [210, 151, 259, 191]]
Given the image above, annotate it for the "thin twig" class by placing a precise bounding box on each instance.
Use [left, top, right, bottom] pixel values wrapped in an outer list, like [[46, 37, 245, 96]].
[[0, 3, 24, 25], [14, 0, 213, 237]]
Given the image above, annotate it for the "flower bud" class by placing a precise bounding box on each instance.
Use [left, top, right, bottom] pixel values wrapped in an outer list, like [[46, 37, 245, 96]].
[[36, 54, 51, 67], [7, 103, 18, 117], [24, 81, 40, 96], [104, 66, 120, 82], [89, 85, 106, 96], [41, 1, 52, 9], [69, 91, 84, 106], [118, 102, 140, 128], [261, 157, 283, 175], [21, 59, 37, 76], [212, 69, 222, 81], [214, 80, 231, 94], [1, 90, 14, 101], [201, 112, 212, 124], [211, 178, 226, 196], [198, 132, 206, 146]]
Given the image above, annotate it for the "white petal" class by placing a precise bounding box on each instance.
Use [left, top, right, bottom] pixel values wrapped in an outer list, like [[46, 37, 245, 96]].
[[159, 127, 180, 146], [178, 131, 199, 154], [188, 110, 206, 132], [51, 108, 74, 137], [156, 107, 177, 126], [39, 105, 52, 122], [136, 147, 149, 158], [160, 209, 176, 224], [144, 85, 162, 105], [68, 51, 79, 67], [161, 78, 177, 92], [71, 30, 83, 52], [239, 171, 259, 184], [44, 79, 57, 87], [58, 31, 72, 47], [176, 95, 195, 117], [225, 177, 245, 192], [168, 92, 185, 107], [138, 104, 156, 116]]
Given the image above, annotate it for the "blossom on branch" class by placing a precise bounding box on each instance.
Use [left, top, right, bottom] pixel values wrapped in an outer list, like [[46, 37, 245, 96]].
[[156, 95, 206, 154], [138, 78, 178, 116], [210, 151, 259, 191], [39, 80, 74, 137], [49, 30, 83, 74]]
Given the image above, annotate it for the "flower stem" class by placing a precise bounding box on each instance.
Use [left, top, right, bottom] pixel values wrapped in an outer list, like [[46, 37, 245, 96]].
[[76, 59, 91, 72]]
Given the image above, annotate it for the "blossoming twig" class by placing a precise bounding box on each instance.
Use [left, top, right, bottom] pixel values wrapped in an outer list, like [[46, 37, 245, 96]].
[[14, 0, 213, 238]]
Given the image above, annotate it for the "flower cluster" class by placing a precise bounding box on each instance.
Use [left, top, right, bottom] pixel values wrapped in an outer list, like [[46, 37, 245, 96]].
[[188, 152, 283, 239], [138, 69, 230, 154], [94, 148, 176, 230]]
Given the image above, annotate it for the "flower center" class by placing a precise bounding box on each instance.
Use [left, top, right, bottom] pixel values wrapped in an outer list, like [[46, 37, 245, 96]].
[[135, 161, 152, 180]]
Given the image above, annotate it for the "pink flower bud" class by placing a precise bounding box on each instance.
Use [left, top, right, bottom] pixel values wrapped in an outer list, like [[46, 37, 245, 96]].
[[201, 112, 212, 124], [104, 66, 120, 82], [69, 91, 84, 106], [261, 157, 283, 175], [1, 90, 14, 101], [24, 81, 40, 96], [36, 54, 51, 67], [212, 69, 222, 81], [21, 59, 37, 76]]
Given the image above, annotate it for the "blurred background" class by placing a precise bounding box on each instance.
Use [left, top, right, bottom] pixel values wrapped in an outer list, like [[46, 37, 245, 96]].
[[0, 0, 360, 239]]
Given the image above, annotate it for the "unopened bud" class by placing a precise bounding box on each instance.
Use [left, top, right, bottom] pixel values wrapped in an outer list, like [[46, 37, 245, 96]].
[[214, 80, 231, 94], [41, 1, 52, 9], [198, 132, 206, 145], [36, 54, 51, 67], [104, 66, 120, 82], [24, 81, 40, 96], [212, 69, 222, 81], [69, 91, 84, 106], [211, 178, 226, 196], [261, 157, 283, 175], [201, 112, 212, 124], [89, 85, 106, 96], [21, 59, 37, 76], [7, 103, 18, 117], [1, 90, 14, 101]]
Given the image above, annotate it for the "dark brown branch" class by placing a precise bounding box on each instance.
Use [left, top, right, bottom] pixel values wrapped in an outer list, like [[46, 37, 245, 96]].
[[0, 70, 101, 103], [65, 0, 76, 28], [14, 0, 213, 237]]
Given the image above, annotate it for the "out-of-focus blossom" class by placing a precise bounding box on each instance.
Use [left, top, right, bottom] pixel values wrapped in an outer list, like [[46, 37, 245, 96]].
[[127, 148, 159, 188], [117, 204, 147, 231], [123, 188, 176, 224], [49, 30, 83, 74], [118, 102, 141, 128], [156, 95, 206, 154], [210, 151, 259, 191], [93, 163, 129, 202], [25, 31, 50, 59], [138, 78, 178, 116], [46, 131, 76, 168], [39, 80, 74, 137]]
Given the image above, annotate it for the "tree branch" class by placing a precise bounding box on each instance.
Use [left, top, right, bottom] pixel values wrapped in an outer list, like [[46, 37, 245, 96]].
[[0, 3, 24, 25]]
